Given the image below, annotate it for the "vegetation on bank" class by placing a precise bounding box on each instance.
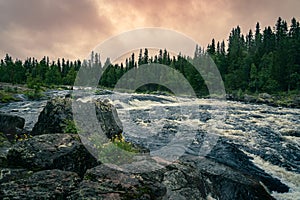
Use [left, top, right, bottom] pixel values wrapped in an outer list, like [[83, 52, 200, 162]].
[[0, 17, 299, 104], [0, 83, 45, 103]]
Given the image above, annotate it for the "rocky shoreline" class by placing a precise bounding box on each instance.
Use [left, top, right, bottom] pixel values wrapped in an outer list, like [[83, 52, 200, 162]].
[[0, 96, 291, 199], [226, 92, 300, 108]]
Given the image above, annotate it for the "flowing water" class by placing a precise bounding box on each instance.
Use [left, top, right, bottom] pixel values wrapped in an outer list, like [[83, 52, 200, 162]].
[[1, 90, 299, 199]]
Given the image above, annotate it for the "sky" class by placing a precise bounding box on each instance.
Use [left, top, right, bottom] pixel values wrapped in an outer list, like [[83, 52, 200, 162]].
[[0, 0, 299, 61]]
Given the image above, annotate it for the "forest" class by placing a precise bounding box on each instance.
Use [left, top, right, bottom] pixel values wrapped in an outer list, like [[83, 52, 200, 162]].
[[0, 17, 299, 97]]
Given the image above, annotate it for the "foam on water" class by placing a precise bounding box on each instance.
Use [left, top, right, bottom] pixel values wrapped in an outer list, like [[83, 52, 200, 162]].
[[245, 152, 300, 200]]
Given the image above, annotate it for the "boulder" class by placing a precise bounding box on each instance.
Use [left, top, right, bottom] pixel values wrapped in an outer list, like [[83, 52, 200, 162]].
[[67, 164, 166, 200], [7, 134, 98, 177], [94, 99, 123, 139], [244, 94, 256, 103], [0, 113, 25, 141], [31, 97, 73, 135], [257, 93, 274, 104], [0, 169, 80, 199], [31, 97, 123, 139]]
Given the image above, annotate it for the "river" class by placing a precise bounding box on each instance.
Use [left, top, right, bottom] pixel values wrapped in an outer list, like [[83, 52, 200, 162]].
[[0, 90, 299, 200]]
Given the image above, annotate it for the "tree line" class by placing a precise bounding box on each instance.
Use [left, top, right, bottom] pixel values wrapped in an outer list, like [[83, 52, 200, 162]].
[[0, 55, 80, 88], [207, 17, 300, 94], [0, 17, 299, 96]]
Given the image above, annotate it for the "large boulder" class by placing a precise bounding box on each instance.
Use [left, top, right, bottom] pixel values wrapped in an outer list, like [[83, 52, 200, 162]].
[[0, 169, 80, 199], [94, 99, 123, 139], [67, 164, 166, 200], [0, 113, 25, 141], [7, 134, 98, 177], [31, 97, 73, 135], [31, 97, 123, 139]]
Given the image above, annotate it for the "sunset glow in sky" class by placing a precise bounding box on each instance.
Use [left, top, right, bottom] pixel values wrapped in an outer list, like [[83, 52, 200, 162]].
[[0, 0, 299, 60]]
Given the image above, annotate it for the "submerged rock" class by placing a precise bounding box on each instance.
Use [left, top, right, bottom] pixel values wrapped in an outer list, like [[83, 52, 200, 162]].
[[7, 134, 97, 177], [0, 169, 80, 200]]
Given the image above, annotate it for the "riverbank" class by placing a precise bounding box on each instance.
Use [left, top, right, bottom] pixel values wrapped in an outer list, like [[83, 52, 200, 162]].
[[0, 82, 72, 103], [1, 82, 299, 108], [226, 91, 300, 108]]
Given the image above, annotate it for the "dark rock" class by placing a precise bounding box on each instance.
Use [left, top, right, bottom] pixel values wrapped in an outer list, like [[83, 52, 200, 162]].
[[31, 97, 73, 135], [94, 99, 123, 139], [7, 134, 97, 177], [0, 132, 11, 167], [281, 129, 300, 137], [67, 164, 166, 200], [95, 89, 113, 95], [0, 169, 80, 200], [292, 96, 300, 108], [142, 159, 276, 200], [0, 168, 32, 183], [206, 140, 289, 193], [249, 114, 264, 118], [31, 97, 123, 139], [259, 93, 272, 100], [226, 93, 235, 101], [0, 113, 25, 141], [257, 93, 274, 104], [244, 94, 256, 103]]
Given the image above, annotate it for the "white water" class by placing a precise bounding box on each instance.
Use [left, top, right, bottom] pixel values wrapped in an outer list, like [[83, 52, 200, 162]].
[[245, 152, 300, 200]]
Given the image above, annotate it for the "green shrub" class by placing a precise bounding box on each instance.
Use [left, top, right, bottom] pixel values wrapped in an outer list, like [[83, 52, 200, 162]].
[[0, 91, 17, 103], [62, 119, 78, 134], [24, 88, 43, 100]]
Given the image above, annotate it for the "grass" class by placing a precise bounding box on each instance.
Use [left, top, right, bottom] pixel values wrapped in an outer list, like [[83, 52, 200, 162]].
[[62, 119, 78, 134], [0, 83, 45, 102], [0, 90, 17, 103], [87, 134, 141, 165], [0, 86, 19, 103]]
